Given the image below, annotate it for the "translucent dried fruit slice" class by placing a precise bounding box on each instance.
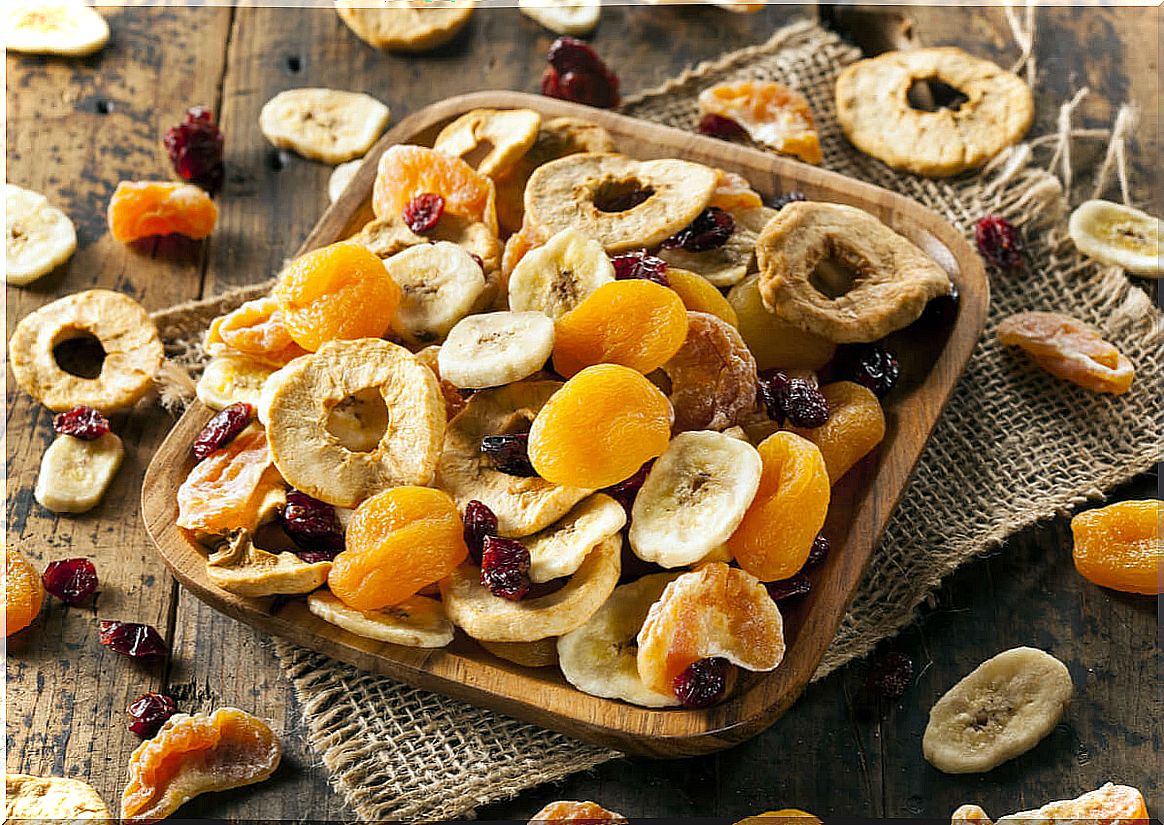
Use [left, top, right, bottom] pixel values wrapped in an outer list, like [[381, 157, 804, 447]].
[[725, 431, 830, 581], [951, 805, 993, 825], [662, 311, 758, 432], [205, 297, 310, 367], [998, 310, 1135, 395], [786, 381, 885, 484], [120, 707, 280, 822], [177, 426, 285, 535], [552, 279, 689, 378], [5, 545, 44, 636], [529, 801, 628, 823], [707, 169, 764, 212], [996, 783, 1148, 825], [107, 181, 217, 243], [372, 144, 498, 234], [698, 81, 822, 164], [727, 274, 836, 370], [1070, 500, 1162, 595], [636, 562, 785, 695], [666, 268, 739, 327], [528, 364, 673, 489], [330, 486, 467, 611]]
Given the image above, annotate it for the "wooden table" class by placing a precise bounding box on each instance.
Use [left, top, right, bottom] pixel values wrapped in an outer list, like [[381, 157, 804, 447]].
[[6, 4, 1159, 820]]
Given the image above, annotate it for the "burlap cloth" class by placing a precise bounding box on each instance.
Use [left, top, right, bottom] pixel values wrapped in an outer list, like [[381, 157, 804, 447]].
[[150, 18, 1162, 822]]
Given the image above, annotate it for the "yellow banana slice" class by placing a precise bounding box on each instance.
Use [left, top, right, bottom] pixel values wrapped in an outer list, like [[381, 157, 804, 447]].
[[385, 241, 487, 347], [5, 1, 109, 57], [196, 356, 274, 411], [438, 311, 556, 390], [259, 88, 390, 164], [35, 432, 124, 514], [522, 493, 626, 583], [308, 590, 454, 648], [508, 227, 614, 319], [1068, 199, 1162, 277], [518, 0, 601, 35], [6, 184, 77, 285]]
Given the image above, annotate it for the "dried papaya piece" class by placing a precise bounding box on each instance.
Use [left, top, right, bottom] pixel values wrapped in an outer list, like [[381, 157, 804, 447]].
[[998, 311, 1134, 395]]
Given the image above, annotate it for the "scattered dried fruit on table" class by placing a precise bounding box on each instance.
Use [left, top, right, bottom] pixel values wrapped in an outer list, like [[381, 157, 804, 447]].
[[997, 311, 1135, 395], [528, 800, 628, 823], [528, 364, 673, 489], [99, 621, 168, 660], [481, 535, 533, 600], [699, 80, 822, 164], [5, 774, 111, 821], [35, 431, 124, 514], [5, 184, 77, 286], [52, 406, 110, 441], [994, 783, 1149, 825], [126, 692, 179, 739], [923, 646, 1072, 774], [307, 590, 454, 648], [836, 343, 900, 398], [120, 707, 281, 821], [4, 1, 110, 57], [373, 144, 498, 234], [1070, 500, 1162, 595], [192, 402, 253, 460], [672, 656, 734, 708], [950, 804, 993, 825], [259, 88, 389, 164], [41, 558, 98, 605], [661, 311, 758, 432], [205, 297, 309, 368], [107, 181, 217, 242], [433, 108, 542, 180], [177, 426, 283, 535], [727, 275, 836, 371], [1068, 199, 1162, 277], [974, 215, 1025, 273], [334, 0, 476, 54], [518, 0, 600, 36], [509, 227, 615, 320], [541, 37, 620, 109], [165, 106, 225, 193], [5, 546, 44, 636], [439, 311, 556, 390], [786, 381, 886, 484]]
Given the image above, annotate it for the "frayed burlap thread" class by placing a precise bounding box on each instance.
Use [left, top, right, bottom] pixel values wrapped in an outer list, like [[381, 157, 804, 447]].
[[150, 18, 1163, 822]]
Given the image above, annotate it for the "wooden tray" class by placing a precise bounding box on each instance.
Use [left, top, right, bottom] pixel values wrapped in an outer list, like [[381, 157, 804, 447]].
[[142, 91, 988, 758]]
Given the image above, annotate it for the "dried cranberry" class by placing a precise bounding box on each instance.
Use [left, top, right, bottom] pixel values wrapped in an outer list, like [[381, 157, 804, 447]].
[[480, 535, 531, 600], [974, 215, 1025, 272], [191, 402, 252, 460], [547, 37, 605, 75], [402, 192, 444, 233], [164, 106, 225, 194], [541, 38, 620, 109], [41, 558, 99, 605], [771, 191, 808, 211], [52, 406, 110, 441], [281, 490, 344, 555], [601, 460, 654, 512], [672, 657, 732, 708], [463, 499, 499, 564], [766, 572, 811, 602], [661, 207, 734, 252], [806, 534, 830, 567], [98, 621, 168, 660], [126, 692, 178, 738], [697, 114, 746, 139], [864, 651, 914, 700], [781, 379, 830, 428], [838, 343, 900, 398], [756, 368, 793, 423], [611, 250, 670, 286], [480, 433, 537, 477], [296, 550, 337, 564]]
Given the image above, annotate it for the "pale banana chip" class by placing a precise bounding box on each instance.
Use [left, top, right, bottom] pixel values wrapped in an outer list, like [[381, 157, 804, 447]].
[[328, 159, 364, 204], [207, 530, 329, 598], [6, 184, 77, 285], [335, 0, 475, 53], [518, 0, 600, 35], [35, 432, 123, 514], [196, 356, 275, 411], [5, 1, 109, 57], [508, 227, 614, 319], [259, 88, 390, 164], [522, 493, 626, 583], [6, 774, 111, 821], [308, 590, 454, 648]]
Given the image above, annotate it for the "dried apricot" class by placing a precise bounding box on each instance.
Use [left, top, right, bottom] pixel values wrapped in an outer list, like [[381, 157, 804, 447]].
[[707, 169, 764, 212], [998, 311, 1134, 394], [736, 811, 822, 825], [107, 181, 217, 242], [726, 431, 829, 581], [529, 801, 627, 823], [1070, 500, 1162, 595], [5, 546, 44, 636], [666, 268, 739, 327], [998, 783, 1149, 825], [528, 364, 672, 489], [120, 707, 280, 822], [372, 144, 498, 234], [205, 297, 309, 367], [177, 426, 285, 535], [698, 81, 822, 164], [662, 311, 757, 432], [786, 381, 886, 484], [552, 280, 688, 378], [330, 486, 467, 611], [727, 275, 836, 370], [272, 241, 401, 352]]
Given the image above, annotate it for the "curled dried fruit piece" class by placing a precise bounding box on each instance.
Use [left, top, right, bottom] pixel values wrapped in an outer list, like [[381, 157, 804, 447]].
[[662, 311, 758, 432], [5, 546, 44, 636], [206, 530, 331, 598], [699, 80, 822, 164], [522, 493, 625, 583], [192, 402, 253, 460], [41, 558, 98, 605], [308, 590, 454, 648], [995, 783, 1148, 825], [127, 692, 179, 739], [1070, 500, 1162, 595], [205, 297, 308, 368], [120, 707, 280, 821], [727, 274, 836, 371], [108, 181, 217, 242], [177, 426, 284, 535], [529, 801, 628, 823], [786, 381, 886, 484], [433, 108, 541, 180], [997, 311, 1135, 395]]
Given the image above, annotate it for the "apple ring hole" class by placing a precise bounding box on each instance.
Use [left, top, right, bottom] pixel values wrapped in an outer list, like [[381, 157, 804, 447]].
[[53, 331, 106, 380], [907, 78, 969, 112], [808, 255, 861, 300], [326, 388, 389, 452], [592, 178, 655, 213]]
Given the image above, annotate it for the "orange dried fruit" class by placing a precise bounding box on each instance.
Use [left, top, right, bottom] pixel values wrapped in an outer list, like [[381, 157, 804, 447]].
[[552, 279, 688, 378], [727, 274, 836, 370], [528, 364, 672, 489], [176, 426, 285, 535], [120, 707, 281, 822], [998, 311, 1135, 394], [736, 811, 822, 825], [329, 486, 467, 611], [666, 268, 739, 327], [786, 381, 886, 484], [1070, 500, 1162, 595], [529, 801, 628, 823], [636, 562, 785, 695], [661, 311, 757, 432], [107, 181, 217, 242], [4, 545, 44, 636], [372, 144, 498, 234], [272, 241, 401, 352], [726, 431, 829, 581], [205, 297, 310, 367], [707, 169, 764, 212], [698, 81, 823, 164], [998, 783, 1149, 825]]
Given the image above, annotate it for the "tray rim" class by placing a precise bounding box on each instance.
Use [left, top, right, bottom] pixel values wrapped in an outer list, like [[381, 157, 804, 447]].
[[142, 90, 989, 758]]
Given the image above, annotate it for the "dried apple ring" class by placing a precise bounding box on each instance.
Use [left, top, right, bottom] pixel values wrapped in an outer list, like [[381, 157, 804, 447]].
[[661, 311, 758, 432], [756, 201, 951, 343], [440, 535, 621, 642], [433, 108, 542, 179], [260, 339, 446, 508], [8, 289, 163, 413], [997, 311, 1135, 395], [120, 707, 280, 822]]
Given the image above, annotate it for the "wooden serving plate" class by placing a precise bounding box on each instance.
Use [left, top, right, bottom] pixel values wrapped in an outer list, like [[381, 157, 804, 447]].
[[142, 91, 988, 757]]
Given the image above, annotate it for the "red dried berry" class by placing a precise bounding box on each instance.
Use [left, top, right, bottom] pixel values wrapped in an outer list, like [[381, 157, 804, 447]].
[[480, 433, 537, 477], [41, 558, 99, 605], [772, 191, 808, 211], [402, 192, 445, 233], [766, 572, 811, 602], [480, 535, 531, 601], [601, 459, 654, 512], [838, 343, 900, 398], [806, 534, 830, 567], [463, 499, 499, 565], [281, 490, 344, 556], [975, 215, 1025, 272], [661, 206, 735, 252], [672, 657, 732, 708], [164, 106, 225, 194], [126, 692, 178, 738], [541, 38, 620, 109], [192, 402, 253, 461], [547, 36, 604, 75], [865, 651, 914, 700], [756, 368, 793, 423], [98, 621, 168, 660], [610, 250, 670, 286], [781, 379, 830, 428], [697, 113, 746, 139], [52, 406, 111, 441]]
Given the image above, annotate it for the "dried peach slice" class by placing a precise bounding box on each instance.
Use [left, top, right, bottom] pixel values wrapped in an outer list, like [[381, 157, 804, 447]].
[[108, 181, 217, 242], [5, 545, 44, 636], [698, 81, 822, 164], [998, 311, 1135, 395], [529, 801, 628, 823], [786, 381, 886, 484], [661, 311, 758, 432], [1071, 500, 1162, 595], [177, 426, 285, 536], [120, 707, 280, 822], [636, 562, 785, 695], [996, 783, 1149, 825], [373, 144, 498, 234], [205, 297, 309, 368]]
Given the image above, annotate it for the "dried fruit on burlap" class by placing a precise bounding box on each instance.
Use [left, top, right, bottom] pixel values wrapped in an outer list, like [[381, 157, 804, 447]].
[[997, 311, 1135, 395]]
